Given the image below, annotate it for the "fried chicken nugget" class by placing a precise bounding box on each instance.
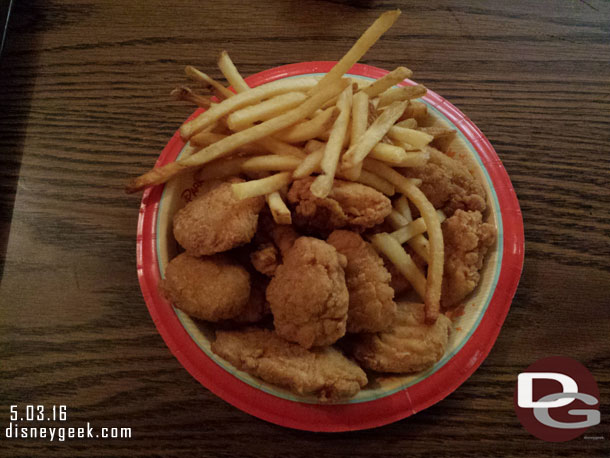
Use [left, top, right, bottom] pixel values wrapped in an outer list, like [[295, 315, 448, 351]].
[[159, 252, 250, 322], [350, 302, 451, 373], [327, 230, 397, 333], [266, 237, 349, 349], [402, 148, 486, 217], [442, 210, 496, 309], [211, 327, 367, 401], [173, 180, 264, 256], [287, 177, 392, 234]]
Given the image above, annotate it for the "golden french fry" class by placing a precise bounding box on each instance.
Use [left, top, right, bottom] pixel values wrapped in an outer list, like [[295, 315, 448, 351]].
[[231, 172, 292, 200], [363, 159, 443, 323], [351, 91, 369, 146], [304, 139, 326, 154], [314, 10, 401, 92], [255, 136, 305, 158], [170, 86, 212, 108], [420, 126, 457, 152], [408, 234, 430, 263], [217, 50, 250, 93], [127, 79, 349, 192], [387, 209, 409, 228], [311, 84, 353, 197], [378, 85, 427, 107], [195, 157, 248, 181], [361, 66, 412, 98], [191, 131, 267, 156], [227, 92, 307, 131], [274, 106, 338, 143], [353, 170, 395, 196], [341, 100, 407, 171], [179, 76, 320, 139], [185, 65, 234, 99], [394, 150, 430, 167], [402, 100, 428, 124], [396, 118, 417, 129], [387, 125, 433, 149], [292, 147, 324, 179], [394, 195, 412, 221], [266, 191, 292, 225], [390, 210, 446, 244], [241, 155, 302, 172], [371, 232, 427, 299], [368, 143, 409, 164]]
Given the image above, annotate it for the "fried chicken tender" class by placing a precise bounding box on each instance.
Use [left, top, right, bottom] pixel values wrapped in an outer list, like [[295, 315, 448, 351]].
[[250, 244, 279, 277], [266, 237, 349, 349], [402, 148, 486, 217], [159, 253, 250, 322], [211, 327, 367, 401], [350, 302, 451, 373], [250, 219, 299, 277], [173, 180, 264, 256], [441, 210, 496, 309], [327, 230, 397, 333], [287, 177, 392, 234]]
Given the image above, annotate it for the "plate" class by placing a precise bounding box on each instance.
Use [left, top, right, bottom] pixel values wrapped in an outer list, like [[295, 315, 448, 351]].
[[136, 62, 524, 431]]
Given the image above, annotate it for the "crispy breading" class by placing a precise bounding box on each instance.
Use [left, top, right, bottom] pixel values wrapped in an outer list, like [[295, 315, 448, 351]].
[[350, 302, 451, 373], [401, 148, 486, 216], [287, 177, 392, 234], [266, 237, 349, 349], [173, 180, 265, 256], [159, 253, 250, 322], [327, 230, 396, 333], [383, 257, 412, 296], [232, 275, 270, 324], [441, 210, 496, 309], [250, 243, 279, 277], [211, 327, 367, 401]]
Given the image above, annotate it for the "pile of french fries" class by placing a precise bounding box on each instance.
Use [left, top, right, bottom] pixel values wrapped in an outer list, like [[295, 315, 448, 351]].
[[127, 10, 450, 324]]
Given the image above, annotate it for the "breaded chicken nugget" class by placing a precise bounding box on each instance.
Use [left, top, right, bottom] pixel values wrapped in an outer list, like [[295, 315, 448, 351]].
[[441, 210, 496, 309], [232, 275, 270, 324], [211, 327, 367, 401], [287, 177, 392, 234], [266, 237, 349, 349], [402, 148, 486, 217], [159, 252, 250, 322], [173, 180, 264, 256], [250, 243, 279, 277], [350, 302, 451, 373], [327, 230, 396, 333]]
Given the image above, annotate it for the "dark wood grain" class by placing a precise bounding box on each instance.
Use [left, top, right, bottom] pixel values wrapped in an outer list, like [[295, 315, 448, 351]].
[[1, 0, 609, 456]]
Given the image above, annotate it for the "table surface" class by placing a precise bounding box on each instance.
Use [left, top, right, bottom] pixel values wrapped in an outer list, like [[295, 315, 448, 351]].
[[1, 1, 609, 456]]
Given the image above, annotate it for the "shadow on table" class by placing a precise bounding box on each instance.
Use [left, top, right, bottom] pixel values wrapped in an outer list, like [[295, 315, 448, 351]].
[[0, 0, 42, 282]]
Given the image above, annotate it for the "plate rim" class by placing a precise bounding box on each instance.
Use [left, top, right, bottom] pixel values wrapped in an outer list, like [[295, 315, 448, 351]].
[[136, 61, 525, 432]]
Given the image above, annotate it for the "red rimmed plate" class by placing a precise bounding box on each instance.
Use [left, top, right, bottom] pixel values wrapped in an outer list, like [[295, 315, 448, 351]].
[[136, 62, 524, 432]]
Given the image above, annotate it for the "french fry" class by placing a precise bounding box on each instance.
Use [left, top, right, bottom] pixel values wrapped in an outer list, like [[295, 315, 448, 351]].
[[227, 92, 307, 131], [420, 126, 457, 152], [231, 172, 293, 200], [266, 191, 292, 224], [387, 209, 409, 228], [217, 50, 250, 93], [390, 210, 446, 244], [387, 125, 434, 149], [371, 232, 427, 299], [313, 10, 401, 91], [185, 65, 234, 99], [195, 157, 248, 181], [191, 131, 269, 156], [341, 100, 407, 172], [368, 143, 409, 164], [394, 195, 412, 221], [355, 170, 395, 196], [304, 139, 326, 154], [179, 76, 320, 139], [274, 106, 338, 143], [360, 66, 412, 98], [293, 146, 324, 179], [408, 234, 431, 263], [240, 155, 302, 172], [311, 84, 353, 197], [178, 142, 202, 159], [351, 91, 369, 146], [394, 150, 430, 167], [363, 159, 443, 323], [378, 84, 427, 107], [395, 118, 418, 129], [401, 100, 428, 124], [170, 86, 212, 108], [255, 136, 305, 158]]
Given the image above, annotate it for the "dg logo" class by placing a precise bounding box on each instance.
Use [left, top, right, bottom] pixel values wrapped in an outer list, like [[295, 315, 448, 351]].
[[514, 356, 601, 442]]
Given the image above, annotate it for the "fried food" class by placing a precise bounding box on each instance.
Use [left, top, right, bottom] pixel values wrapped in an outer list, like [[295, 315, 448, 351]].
[[441, 210, 496, 309], [250, 243, 279, 277], [173, 180, 264, 256], [327, 230, 396, 333], [211, 327, 367, 401], [266, 237, 349, 349], [349, 302, 451, 373], [384, 257, 412, 295], [401, 148, 486, 217], [159, 253, 251, 322], [232, 275, 270, 324], [287, 177, 392, 234]]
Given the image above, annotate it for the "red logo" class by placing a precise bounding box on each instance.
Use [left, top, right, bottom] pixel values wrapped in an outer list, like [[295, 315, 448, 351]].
[[514, 356, 600, 442]]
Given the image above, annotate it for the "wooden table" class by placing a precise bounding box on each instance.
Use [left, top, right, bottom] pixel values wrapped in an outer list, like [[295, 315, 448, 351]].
[[1, 1, 608, 456]]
